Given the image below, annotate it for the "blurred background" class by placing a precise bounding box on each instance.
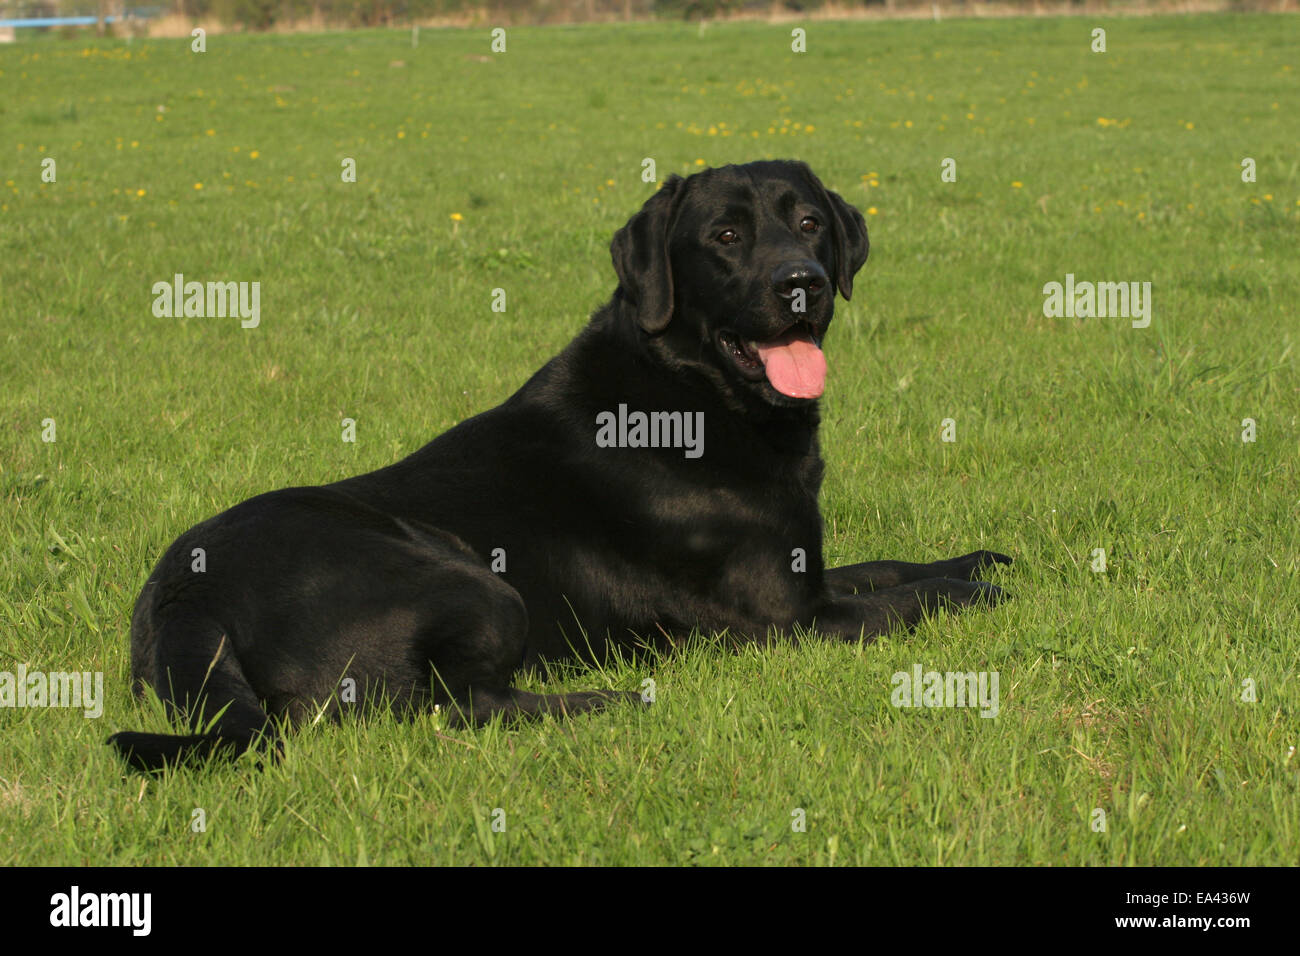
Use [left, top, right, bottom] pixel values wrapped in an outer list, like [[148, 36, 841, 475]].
[[0, 0, 1288, 37]]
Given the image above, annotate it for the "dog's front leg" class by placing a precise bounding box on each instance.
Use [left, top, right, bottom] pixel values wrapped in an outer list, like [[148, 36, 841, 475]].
[[809, 576, 1005, 642], [825, 550, 1012, 595]]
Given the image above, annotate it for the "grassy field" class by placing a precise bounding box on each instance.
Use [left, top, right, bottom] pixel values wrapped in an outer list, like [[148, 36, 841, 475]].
[[1, 13, 1297, 866]]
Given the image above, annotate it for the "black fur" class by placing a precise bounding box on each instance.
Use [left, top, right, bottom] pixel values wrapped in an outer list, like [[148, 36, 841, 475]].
[[108, 160, 1011, 772]]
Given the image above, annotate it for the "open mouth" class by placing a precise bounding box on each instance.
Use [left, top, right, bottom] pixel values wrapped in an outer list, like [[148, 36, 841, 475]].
[[718, 323, 826, 400]]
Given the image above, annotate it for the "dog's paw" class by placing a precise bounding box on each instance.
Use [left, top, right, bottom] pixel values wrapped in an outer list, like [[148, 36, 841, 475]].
[[916, 577, 1008, 613], [945, 550, 1013, 581], [587, 689, 653, 710], [968, 580, 1010, 605]]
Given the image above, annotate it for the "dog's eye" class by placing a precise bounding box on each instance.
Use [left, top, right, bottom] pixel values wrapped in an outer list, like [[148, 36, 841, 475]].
[[800, 217, 820, 233], [717, 229, 740, 245]]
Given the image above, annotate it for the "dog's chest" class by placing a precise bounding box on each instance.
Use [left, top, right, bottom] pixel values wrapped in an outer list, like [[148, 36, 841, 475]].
[[639, 479, 820, 572]]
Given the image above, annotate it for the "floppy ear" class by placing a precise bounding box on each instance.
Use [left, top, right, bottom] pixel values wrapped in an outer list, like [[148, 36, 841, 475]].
[[610, 176, 686, 334], [798, 164, 870, 301]]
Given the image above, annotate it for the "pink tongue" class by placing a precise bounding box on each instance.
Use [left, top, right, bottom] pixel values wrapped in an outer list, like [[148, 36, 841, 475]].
[[755, 329, 826, 399]]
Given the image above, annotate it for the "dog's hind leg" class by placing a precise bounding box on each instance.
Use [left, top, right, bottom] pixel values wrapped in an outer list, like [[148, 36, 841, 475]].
[[108, 617, 279, 772], [449, 687, 645, 726], [425, 567, 643, 728]]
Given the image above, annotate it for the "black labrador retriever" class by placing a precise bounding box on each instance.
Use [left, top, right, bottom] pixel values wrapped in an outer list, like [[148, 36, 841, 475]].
[[109, 160, 1011, 771]]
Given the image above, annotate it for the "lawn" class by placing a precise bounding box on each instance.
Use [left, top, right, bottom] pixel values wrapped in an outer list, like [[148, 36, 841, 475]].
[[0, 13, 1297, 865]]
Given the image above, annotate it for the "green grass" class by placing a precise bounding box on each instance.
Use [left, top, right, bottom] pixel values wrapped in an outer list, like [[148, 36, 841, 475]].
[[1, 13, 1297, 865]]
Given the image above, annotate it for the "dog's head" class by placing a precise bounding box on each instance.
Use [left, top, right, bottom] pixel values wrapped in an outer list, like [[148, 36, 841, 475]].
[[611, 160, 869, 406]]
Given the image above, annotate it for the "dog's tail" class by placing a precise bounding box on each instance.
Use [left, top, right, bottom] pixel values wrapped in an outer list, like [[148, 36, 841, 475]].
[[108, 617, 280, 772]]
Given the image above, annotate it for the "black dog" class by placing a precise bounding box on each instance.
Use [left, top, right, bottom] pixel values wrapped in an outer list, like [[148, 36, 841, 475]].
[[109, 160, 1010, 771]]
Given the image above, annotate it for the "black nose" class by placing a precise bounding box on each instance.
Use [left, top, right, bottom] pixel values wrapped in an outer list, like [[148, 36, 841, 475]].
[[772, 261, 829, 300]]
